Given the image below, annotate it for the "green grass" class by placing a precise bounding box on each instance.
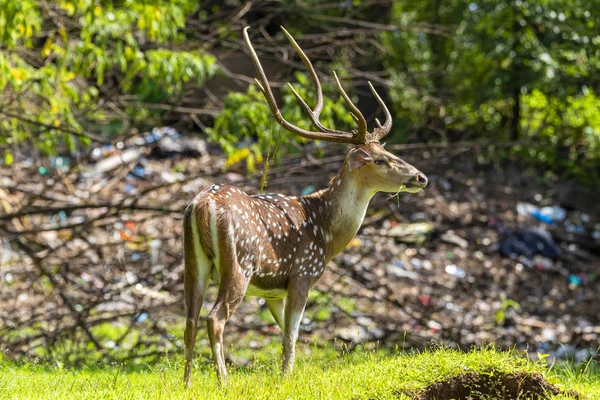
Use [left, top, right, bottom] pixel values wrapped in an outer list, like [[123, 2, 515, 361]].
[[0, 346, 598, 399]]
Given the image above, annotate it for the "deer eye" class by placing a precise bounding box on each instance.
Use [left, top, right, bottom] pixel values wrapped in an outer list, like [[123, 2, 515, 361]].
[[374, 159, 385, 166]]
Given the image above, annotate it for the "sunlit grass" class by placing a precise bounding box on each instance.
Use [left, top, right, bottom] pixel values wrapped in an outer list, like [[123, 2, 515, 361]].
[[0, 346, 597, 399]]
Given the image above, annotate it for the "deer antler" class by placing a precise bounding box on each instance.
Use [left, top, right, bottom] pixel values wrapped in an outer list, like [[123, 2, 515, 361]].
[[279, 27, 368, 142], [244, 26, 377, 144], [368, 82, 392, 142]]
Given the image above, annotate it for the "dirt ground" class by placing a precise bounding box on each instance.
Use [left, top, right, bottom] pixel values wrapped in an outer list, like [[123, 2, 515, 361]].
[[413, 371, 573, 400]]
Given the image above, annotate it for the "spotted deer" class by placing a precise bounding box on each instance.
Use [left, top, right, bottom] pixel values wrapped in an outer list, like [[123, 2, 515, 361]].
[[183, 26, 428, 385]]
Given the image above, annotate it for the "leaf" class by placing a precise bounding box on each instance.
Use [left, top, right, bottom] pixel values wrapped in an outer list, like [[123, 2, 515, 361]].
[[41, 37, 53, 58], [4, 150, 14, 166], [495, 310, 505, 326]]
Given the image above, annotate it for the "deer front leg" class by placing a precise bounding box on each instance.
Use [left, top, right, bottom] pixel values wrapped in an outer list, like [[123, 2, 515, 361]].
[[266, 298, 285, 331], [282, 284, 309, 374]]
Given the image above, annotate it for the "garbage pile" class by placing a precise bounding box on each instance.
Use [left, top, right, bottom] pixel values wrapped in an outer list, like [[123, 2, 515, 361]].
[[0, 128, 215, 363], [1, 131, 599, 364]]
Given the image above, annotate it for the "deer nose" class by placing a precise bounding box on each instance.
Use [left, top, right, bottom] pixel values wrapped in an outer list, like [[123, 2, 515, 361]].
[[410, 172, 428, 187]]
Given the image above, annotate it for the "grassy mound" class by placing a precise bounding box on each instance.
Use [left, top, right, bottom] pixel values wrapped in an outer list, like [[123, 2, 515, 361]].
[[0, 347, 596, 399]]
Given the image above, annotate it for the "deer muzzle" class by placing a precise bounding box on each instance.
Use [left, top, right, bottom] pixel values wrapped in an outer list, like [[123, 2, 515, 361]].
[[408, 172, 428, 188]]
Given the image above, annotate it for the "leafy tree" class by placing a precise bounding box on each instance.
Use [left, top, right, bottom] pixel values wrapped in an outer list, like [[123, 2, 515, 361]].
[[381, 0, 600, 181], [0, 0, 217, 162]]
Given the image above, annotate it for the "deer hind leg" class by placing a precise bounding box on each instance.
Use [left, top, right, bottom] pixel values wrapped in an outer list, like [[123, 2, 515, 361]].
[[206, 243, 249, 384], [183, 204, 212, 387]]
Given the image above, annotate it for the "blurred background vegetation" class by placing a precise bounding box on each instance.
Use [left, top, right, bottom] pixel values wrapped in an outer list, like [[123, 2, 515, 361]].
[[1, 0, 599, 183]]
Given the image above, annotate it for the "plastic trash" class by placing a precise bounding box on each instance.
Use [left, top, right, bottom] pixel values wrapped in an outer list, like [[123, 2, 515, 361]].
[[517, 203, 566, 224], [136, 312, 149, 323], [125, 271, 137, 284], [498, 227, 561, 259], [149, 239, 161, 264], [445, 264, 466, 279], [567, 274, 583, 287], [530, 209, 554, 224], [565, 220, 585, 234], [386, 222, 434, 245], [133, 164, 146, 177], [516, 202, 537, 217], [532, 255, 554, 270], [92, 147, 144, 175], [51, 156, 69, 171], [427, 320, 442, 331], [386, 262, 419, 280], [418, 294, 431, 307], [440, 230, 469, 248], [300, 185, 316, 195], [539, 206, 566, 222]]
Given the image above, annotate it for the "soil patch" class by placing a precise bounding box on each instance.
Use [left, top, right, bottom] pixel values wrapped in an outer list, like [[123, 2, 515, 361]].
[[412, 371, 579, 400]]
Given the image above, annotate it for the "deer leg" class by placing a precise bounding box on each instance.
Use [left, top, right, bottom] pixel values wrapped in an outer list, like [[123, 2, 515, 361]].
[[207, 269, 249, 384], [282, 284, 309, 374], [183, 207, 212, 387], [266, 298, 285, 331], [183, 269, 210, 386]]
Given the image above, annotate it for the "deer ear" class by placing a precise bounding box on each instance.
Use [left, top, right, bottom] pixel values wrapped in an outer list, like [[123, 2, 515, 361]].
[[347, 148, 372, 171]]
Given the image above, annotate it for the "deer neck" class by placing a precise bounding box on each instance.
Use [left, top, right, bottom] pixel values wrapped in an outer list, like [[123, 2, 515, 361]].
[[315, 164, 375, 257]]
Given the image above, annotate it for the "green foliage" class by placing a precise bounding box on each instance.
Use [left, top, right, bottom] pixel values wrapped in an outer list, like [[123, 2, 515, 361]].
[[0, 0, 217, 158], [519, 88, 600, 182], [207, 72, 356, 171], [383, 0, 600, 181]]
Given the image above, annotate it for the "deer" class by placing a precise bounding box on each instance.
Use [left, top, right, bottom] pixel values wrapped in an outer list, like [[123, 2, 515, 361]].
[[182, 26, 428, 385]]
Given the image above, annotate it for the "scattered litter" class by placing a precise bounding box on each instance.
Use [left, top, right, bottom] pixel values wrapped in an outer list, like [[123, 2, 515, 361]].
[[336, 325, 369, 342], [565, 219, 585, 234], [136, 312, 149, 323], [386, 263, 419, 280], [90, 147, 145, 175], [445, 264, 466, 279], [386, 222, 434, 244], [517, 203, 567, 224], [427, 320, 442, 331], [3, 128, 599, 365], [531, 255, 554, 270], [498, 227, 561, 259], [567, 274, 583, 287], [440, 230, 469, 248], [300, 185, 316, 195], [418, 294, 431, 307]]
